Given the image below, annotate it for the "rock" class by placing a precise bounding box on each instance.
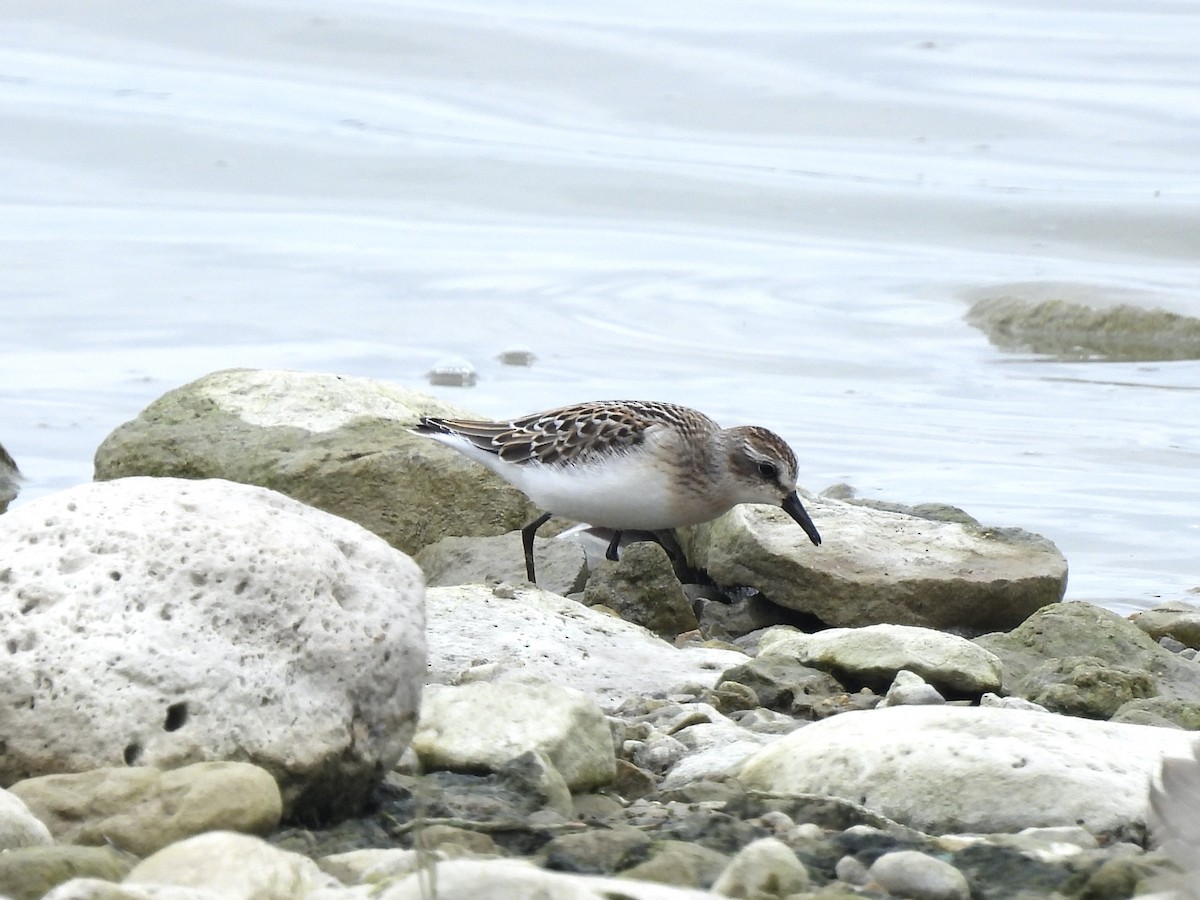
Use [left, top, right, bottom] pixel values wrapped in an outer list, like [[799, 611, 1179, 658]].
[[879, 670, 946, 707], [415, 532, 588, 595], [412, 679, 617, 792], [0, 442, 19, 514], [582, 542, 699, 638], [125, 831, 340, 897], [0, 477, 425, 823], [413, 824, 500, 858], [655, 708, 777, 789], [372, 857, 715, 899], [758, 624, 1003, 695], [716, 654, 846, 716], [43, 880, 224, 900], [964, 285, 1200, 361], [681, 501, 1065, 633], [1112, 697, 1200, 729], [710, 836, 810, 897], [736, 705, 1198, 836], [979, 693, 1049, 713], [1019, 656, 1156, 719], [976, 602, 1200, 726], [868, 850, 970, 900], [542, 825, 652, 874], [426, 584, 746, 707], [618, 840, 731, 890], [92, 368, 540, 555], [1132, 601, 1200, 649], [0, 847, 134, 900], [318, 847, 431, 884], [612, 760, 658, 801], [0, 788, 53, 849], [8, 762, 282, 856]]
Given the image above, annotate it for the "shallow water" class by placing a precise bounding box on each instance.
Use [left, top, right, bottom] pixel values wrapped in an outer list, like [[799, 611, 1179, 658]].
[[2, 0, 1197, 614]]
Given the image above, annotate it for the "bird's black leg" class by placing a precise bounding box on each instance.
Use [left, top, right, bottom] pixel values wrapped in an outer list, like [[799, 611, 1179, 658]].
[[521, 512, 554, 583], [605, 530, 624, 562]]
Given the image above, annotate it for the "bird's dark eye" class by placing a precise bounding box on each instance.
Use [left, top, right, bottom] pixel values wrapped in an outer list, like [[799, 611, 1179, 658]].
[[757, 461, 779, 480]]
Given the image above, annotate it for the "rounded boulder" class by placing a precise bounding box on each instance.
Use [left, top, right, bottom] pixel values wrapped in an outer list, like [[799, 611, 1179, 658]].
[[0, 477, 425, 824]]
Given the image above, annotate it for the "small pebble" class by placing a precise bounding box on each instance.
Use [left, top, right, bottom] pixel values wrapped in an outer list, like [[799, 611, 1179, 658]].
[[869, 849, 970, 900], [427, 356, 478, 387], [835, 854, 871, 886], [496, 347, 536, 366]]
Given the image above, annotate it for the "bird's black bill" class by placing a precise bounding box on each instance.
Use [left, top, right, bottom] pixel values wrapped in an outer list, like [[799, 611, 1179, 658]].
[[782, 491, 821, 546]]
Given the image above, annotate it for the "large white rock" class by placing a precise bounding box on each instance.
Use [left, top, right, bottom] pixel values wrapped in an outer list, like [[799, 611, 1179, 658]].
[[737, 705, 1199, 835], [412, 679, 617, 791], [0, 477, 425, 822], [426, 584, 746, 708]]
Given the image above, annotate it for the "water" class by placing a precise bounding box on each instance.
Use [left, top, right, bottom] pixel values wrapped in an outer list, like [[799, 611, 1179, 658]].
[[1, 0, 1197, 614]]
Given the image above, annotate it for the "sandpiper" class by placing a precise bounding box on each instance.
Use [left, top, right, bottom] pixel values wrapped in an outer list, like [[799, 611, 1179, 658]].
[[0, 442, 21, 513], [413, 400, 821, 583]]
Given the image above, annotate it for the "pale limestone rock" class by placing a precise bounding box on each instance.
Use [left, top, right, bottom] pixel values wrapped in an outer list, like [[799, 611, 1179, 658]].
[[125, 831, 340, 898], [9, 762, 281, 856], [760, 624, 1002, 695], [373, 858, 714, 899], [413, 679, 616, 791], [426, 584, 746, 708], [682, 499, 1065, 633], [869, 850, 970, 900], [738, 705, 1199, 835], [92, 368, 539, 556], [711, 836, 810, 897], [0, 477, 425, 822], [0, 788, 52, 850], [415, 531, 588, 595], [42, 878, 222, 900]]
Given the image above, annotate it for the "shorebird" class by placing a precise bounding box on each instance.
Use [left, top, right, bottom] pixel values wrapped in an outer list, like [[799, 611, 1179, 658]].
[[413, 400, 821, 583]]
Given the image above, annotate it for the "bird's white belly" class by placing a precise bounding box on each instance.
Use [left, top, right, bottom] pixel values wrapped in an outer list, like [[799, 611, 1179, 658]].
[[507, 455, 694, 530]]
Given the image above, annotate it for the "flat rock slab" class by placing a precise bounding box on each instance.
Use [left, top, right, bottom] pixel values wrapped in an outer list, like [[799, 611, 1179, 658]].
[[426, 584, 746, 709], [758, 624, 1003, 695], [0, 477, 425, 823], [682, 499, 1066, 633], [964, 283, 1200, 362], [92, 368, 540, 556], [737, 705, 1198, 836]]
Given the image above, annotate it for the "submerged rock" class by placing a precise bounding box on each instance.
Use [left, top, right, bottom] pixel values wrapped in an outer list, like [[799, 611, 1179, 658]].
[[964, 283, 1200, 361]]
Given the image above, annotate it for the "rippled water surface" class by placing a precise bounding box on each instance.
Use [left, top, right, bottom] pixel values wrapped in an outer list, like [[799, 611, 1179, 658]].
[[2, 0, 1197, 613]]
